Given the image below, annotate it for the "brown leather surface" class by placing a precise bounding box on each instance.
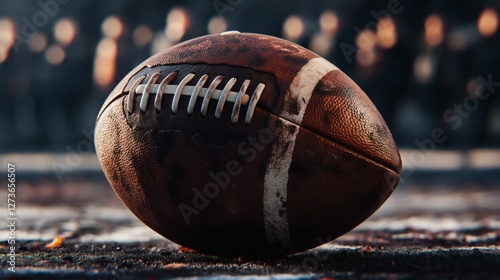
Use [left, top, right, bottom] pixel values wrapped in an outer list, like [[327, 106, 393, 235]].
[[127, 63, 281, 112], [124, 63, 280, 135], [287, 119, 400, 252], [99, 33, 400, 173], [96, 95, 398, 255], [96, 96, 271, 255], [95, 32, 402, 255], [97, 33, 315, 121], [303, 71, 401, 173]]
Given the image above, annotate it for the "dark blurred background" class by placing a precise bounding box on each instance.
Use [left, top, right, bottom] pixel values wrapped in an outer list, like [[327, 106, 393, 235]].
[[0, 0, 499, 153]]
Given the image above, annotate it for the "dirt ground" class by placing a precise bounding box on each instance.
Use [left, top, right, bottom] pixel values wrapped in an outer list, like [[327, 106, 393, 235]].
[[1, 170, 499, 279]]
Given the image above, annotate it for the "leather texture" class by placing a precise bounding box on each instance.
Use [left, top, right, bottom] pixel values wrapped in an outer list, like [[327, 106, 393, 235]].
[[95, 32, 402, 256]]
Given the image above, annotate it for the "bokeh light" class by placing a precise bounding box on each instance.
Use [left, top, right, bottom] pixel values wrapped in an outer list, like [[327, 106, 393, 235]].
[[310, 32, 333, 56], [93, 38, 118, 87], [466, 78, 482, 96], [28, 33, 48, 53], [377, 17, 397, 49], [478, 8, 498, 37], [96, 38, 118, 58], [0, 47, 7, 63], [447, 29, 468, 51], [133, 25, 154, 47], [425, 14, 444, 46], [165, 7, 189, 42], [45, 45, 66, 65], [356, 29, 376, 50], [0, 17, 15, 62], [102, 16, 123, 39], [54, 18, 77, 46], [0, 18, 15, 49], [356, 48, 376, 66], [93, 56, 116, 87], [356, 29, 377, 67], [151, 32, 174, 55], [319, 11, 339, 35], [283, 15, 304, 41], [208, 16, 228, 34], [1, 2, 500, 156], [414, 54, 434, 83]]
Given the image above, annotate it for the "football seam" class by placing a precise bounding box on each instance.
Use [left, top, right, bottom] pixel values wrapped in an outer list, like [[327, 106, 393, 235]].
[[118, 92, 400, 176], [263, 107, 401, 176], [127, 70, 266, 125], [104, 65, 400, 175]]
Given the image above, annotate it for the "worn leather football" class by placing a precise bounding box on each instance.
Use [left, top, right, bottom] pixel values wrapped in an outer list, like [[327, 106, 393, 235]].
[[95, 31, 401, 256]]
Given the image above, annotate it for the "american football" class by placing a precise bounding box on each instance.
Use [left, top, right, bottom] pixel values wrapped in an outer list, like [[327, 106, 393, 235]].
[[95, 31, 402, 256]]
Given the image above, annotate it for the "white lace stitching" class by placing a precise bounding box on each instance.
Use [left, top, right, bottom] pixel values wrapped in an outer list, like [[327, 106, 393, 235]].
[[128, 72, 265, 125]]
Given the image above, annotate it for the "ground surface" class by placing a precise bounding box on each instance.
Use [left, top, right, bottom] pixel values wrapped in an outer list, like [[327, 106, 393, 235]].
[[0, 162, 499, 279]]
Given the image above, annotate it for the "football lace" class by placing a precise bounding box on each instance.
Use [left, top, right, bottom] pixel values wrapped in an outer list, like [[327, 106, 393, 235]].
[[127, 72, 265, 125]]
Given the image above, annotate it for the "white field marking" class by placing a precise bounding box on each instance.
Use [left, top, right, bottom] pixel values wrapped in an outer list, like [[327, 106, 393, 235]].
[[263, 57, 337, 250], [135, 84, 250, 105]]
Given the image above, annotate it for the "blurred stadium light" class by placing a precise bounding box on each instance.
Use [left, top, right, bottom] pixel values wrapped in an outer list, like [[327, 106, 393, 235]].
[[0, 0, 498, 155]]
